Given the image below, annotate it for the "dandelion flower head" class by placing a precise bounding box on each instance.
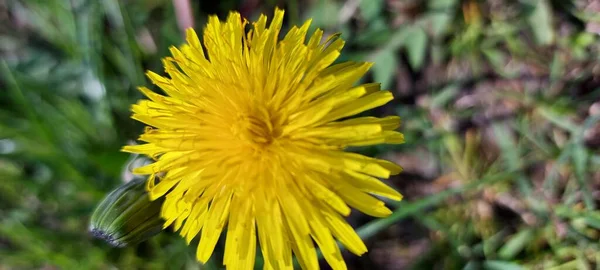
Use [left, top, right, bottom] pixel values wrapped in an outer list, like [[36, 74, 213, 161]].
[[123, 8, 404, 270]]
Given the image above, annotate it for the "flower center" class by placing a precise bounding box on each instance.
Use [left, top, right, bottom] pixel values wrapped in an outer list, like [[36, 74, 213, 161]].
[[232, 107, 281, 149]]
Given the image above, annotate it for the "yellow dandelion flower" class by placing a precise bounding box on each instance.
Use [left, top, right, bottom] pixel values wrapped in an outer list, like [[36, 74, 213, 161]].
[[123, 8, 404, 270]]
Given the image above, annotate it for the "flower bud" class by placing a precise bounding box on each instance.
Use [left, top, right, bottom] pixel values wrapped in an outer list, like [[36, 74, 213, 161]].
[[90, 177, 164, 247]]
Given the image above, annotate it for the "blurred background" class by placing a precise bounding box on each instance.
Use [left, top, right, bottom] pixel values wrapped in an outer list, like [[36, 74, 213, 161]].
[[1, 0, 600, 269]]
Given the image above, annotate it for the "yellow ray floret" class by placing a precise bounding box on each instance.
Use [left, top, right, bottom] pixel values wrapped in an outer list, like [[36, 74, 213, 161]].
[[123, 8, 405, 270]]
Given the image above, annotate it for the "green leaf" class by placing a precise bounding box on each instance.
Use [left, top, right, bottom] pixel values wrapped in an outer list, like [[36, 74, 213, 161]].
[[428, 0, 458, 10], [427, 13, 453, 37], [463, 261, 481, 270], [482, 48, 506, 71], [498, 229, 534, 260], [527, 0, 554, 45], [306, 0, 342, 28], [549, 52, 564, 81], [359, 0, 383, 22], [574, 32, 596, 47], [404, 25, 428, 70], [483, 230, 509, 257], [572, 143, 595, 209], [387, 27, 411, 50], [431, 84, 459, 108], [355, 18, 393, 47], [537, 106, 579, 133], [483, 260, 524, 270], [583, 212, 600, 230], [372, 49, 397, 90], [492, 123, 531, 195]]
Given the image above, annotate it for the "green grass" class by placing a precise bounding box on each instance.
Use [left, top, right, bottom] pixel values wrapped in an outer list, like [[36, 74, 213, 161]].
[[1, 0, 600, 269]]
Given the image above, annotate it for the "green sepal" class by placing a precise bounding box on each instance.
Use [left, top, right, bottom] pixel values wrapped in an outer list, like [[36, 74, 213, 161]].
[[89, 177, 164, 247]]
